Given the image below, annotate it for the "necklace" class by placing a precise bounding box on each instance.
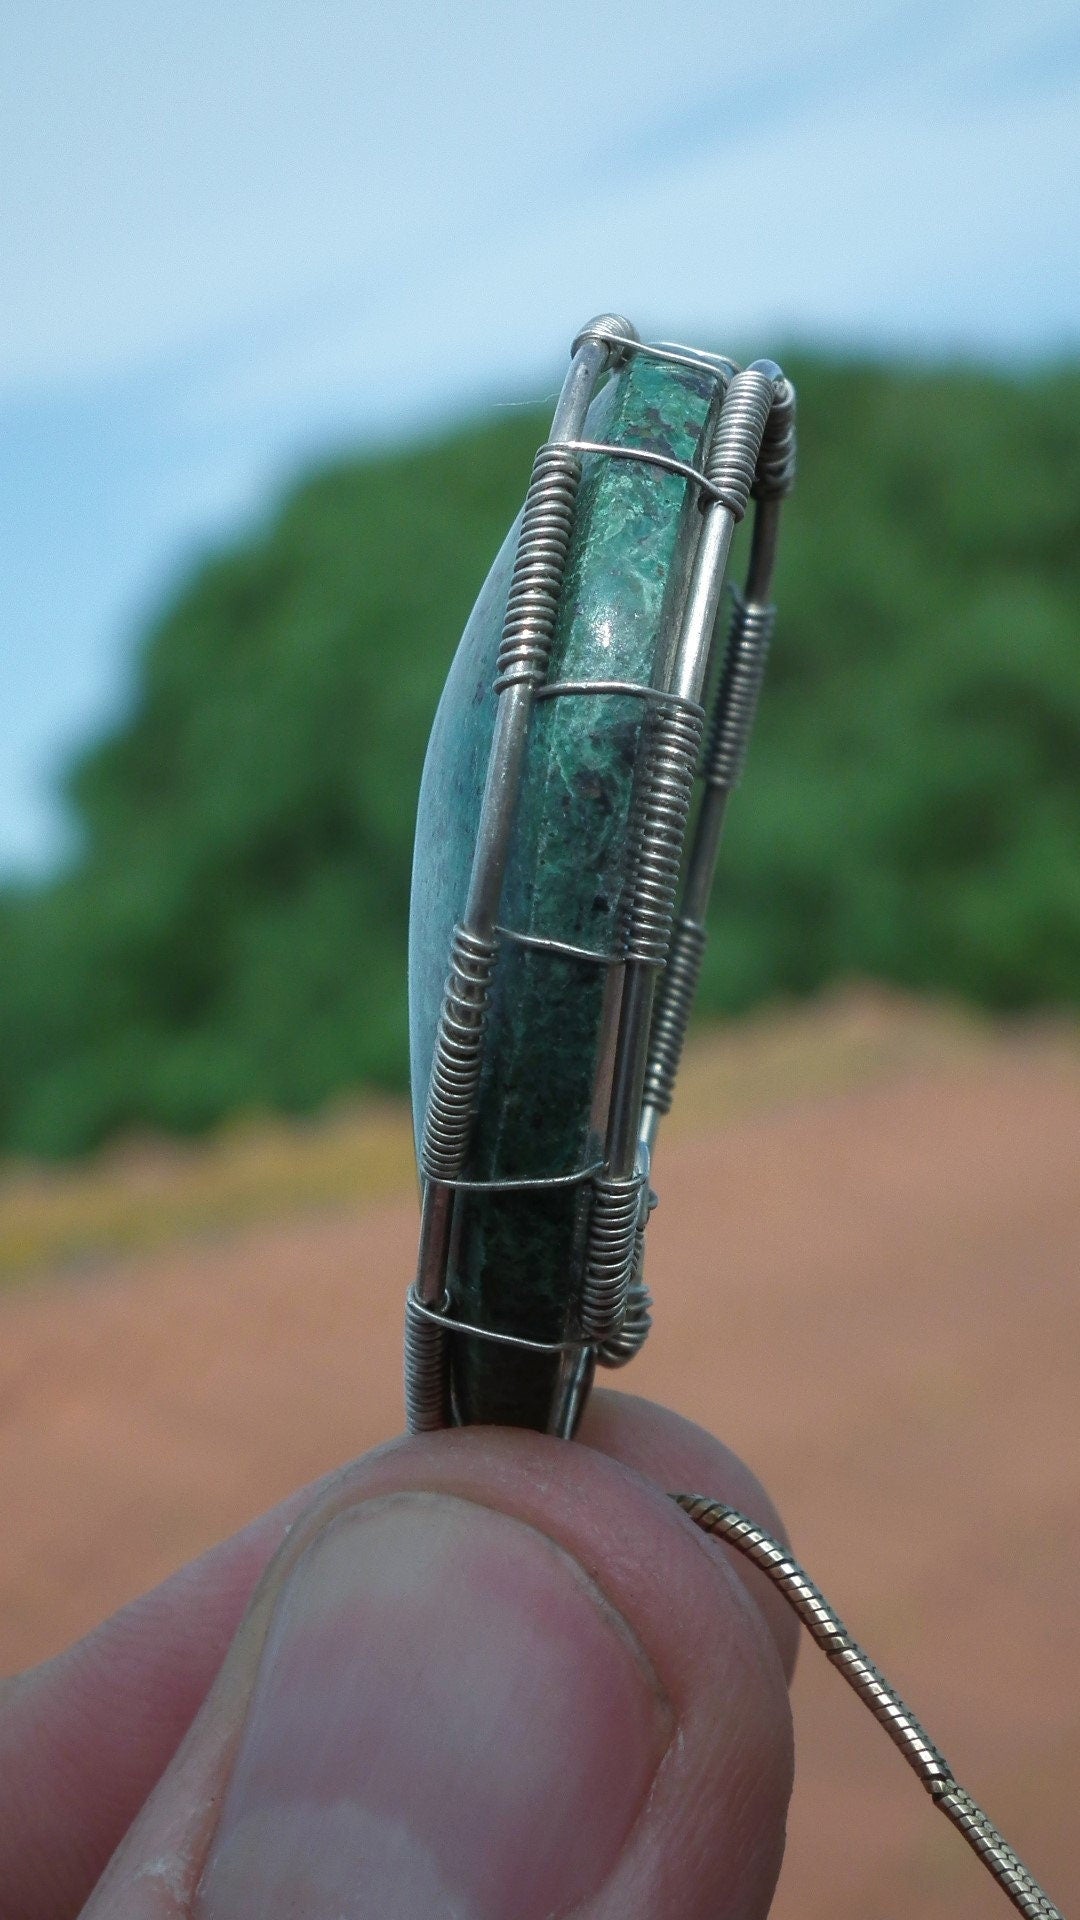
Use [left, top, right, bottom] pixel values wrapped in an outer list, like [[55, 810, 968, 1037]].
[[405, 312, 1063, 1917]]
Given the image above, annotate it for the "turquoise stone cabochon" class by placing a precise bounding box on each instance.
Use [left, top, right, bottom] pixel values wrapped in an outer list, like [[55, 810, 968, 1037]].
[[409, 353, 723, 1428]]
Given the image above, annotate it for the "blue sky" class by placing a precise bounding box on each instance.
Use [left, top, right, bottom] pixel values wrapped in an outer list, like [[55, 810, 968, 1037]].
[[2, 0, 1077, 875]]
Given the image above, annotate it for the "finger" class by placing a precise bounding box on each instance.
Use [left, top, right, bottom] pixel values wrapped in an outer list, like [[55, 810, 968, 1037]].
[[3, 1399, 792, 1920], [0, 1469, 335, 1920], [579, 1390, 799, 1678], [86, 1426, 792, 1920]]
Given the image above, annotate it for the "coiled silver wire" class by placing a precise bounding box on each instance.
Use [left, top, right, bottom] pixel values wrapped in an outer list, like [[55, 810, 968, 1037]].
[[705, 368, 777, 520], [493, 444, 582, 694], [640, 375, 789, 1135], [705, 591, 776, 793], [640, 589, 774, 1120], [404, 1287, 451, 1432], [641, 914, 707, 1118], [676, 1496, 1064, 1920], [419, 924, 498, 1181], [620, 701, 706, 965], [579, 1173, 643, 1341], [752, 371, 798, 501], [597, 1234, 653, 1367]]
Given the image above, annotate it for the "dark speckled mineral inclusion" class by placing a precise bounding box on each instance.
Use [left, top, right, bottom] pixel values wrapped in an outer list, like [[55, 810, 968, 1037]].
[[409, 353, 723, 1428]]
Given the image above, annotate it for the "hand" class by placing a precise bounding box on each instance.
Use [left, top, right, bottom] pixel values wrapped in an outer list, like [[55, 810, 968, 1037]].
[[1, 1391, 796, 1919]]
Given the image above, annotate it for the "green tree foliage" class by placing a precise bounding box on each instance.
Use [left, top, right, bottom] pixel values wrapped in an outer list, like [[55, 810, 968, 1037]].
[[2, 357, 1078, 1157]]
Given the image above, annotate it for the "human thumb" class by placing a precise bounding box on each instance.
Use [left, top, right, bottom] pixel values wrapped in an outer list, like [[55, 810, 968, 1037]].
[[85, 1428, 792, 1919]]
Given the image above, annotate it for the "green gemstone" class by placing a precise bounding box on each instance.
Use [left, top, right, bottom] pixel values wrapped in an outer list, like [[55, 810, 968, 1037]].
[[409, 353, 723, 1428]]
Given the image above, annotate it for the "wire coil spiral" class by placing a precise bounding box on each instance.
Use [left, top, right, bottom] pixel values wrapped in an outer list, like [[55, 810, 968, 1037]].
[[597, 1239, 653, 1368], [493, 444, 582, 694], [403, 1288, 451, 1433], [419, 924, 498, 1182], [752, 373, 798, 501], [641, 913, 707, 1118], [705, 590, 776, 792], [620, 702, 705, 965], [705, 368, 777, 521], [579, 1173, 643, 1342], [676, 1496, 1064, 1920]]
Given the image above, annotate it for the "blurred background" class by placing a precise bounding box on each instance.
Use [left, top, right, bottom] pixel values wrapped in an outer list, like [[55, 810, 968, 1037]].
[[1, 2, 1077, 1911]]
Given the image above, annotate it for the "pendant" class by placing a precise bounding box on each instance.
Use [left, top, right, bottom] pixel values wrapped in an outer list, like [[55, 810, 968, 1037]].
[[401, 314, 1064, 1918], [407, 316, 793, 1435]]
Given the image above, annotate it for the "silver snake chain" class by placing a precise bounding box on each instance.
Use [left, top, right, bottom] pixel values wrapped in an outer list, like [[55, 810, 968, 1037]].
[[676, 1496, 1064, 1919]]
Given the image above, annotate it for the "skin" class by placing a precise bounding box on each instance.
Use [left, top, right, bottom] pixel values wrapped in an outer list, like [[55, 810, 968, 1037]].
[[0, 1391, 797, 1919]]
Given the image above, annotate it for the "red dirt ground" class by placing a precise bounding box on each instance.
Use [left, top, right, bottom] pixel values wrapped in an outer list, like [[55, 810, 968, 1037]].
[[1, 1029, 1077, 1914]]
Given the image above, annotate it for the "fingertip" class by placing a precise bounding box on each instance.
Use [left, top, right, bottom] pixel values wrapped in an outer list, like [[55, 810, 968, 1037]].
[[579, 1391, 800, 1681], [87, 1427, 794, 1920]]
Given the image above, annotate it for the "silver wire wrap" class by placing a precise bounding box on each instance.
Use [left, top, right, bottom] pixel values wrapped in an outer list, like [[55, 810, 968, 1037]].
[[403, 1287, 451, 1432], [494, 923, 620, 966], [640, 365, 796, 1137], [597, 1227, 653, 1367], [676, 1497, 1065, 1920], [571, 322, 740, 385], [641, 913, 708, 1117], [620, 700, 706, 965], [406, 1283, 587, 1356], [419, 924, 498, 1182], [704, 367, 776, 519], [561, 438, 729, 503], [409, 324, 796, 1423], [429, 1158, 604, 1194], [753, 372, 798, 500], [493, 444, 583, 694], [535, 677, 700, 710], [704, 591, 777, 792], [579, 1172, 645, 1341]]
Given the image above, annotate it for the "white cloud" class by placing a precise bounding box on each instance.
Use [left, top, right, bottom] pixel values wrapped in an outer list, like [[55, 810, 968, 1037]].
[[7, 0, 1060, 393], [0, 0, 1077, 871]]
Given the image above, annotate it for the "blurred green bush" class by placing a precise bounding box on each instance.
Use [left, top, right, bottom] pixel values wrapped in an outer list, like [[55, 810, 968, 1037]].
[[2, 356, 1078, 1157]]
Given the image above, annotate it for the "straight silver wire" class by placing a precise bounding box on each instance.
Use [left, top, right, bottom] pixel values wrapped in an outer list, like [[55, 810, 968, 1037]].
[[677, 1496, 1065, 1920], [574, 386, 743, 1421], [415, 335, 608, 1301], [561, 438, 733, 505], [407, 1286, 588, 1355], [669, 503, 738, 704], [407, 329, 622, 1433], [600, 426, 739, 1158], [494, 924, 620, 966], [638, 365, 789, 1161], [572, 322, 740, 384], [640, 494, 782, 1157], [427, 1158, 604, 1193], [549, 1345, 594, 1438], [535, 678, 703, 711], [549, 335, 616, 441]]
